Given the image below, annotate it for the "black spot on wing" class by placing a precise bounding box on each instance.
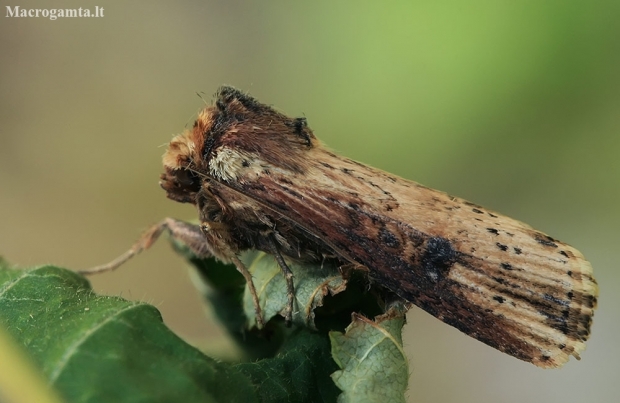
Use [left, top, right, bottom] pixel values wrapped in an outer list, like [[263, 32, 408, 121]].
[[501, 263, 513, 270], [421, 237, 457, 283], [464, 201, 483, 209], [535, 234, 558, 248], [486, 228, 499, 235]]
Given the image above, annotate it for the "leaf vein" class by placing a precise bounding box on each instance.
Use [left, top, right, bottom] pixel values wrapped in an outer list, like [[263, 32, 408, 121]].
[[0, 270, 36, 299], [48, 302, 143, 383]]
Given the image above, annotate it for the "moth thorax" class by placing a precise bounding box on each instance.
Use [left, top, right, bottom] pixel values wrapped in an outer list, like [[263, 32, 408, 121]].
[[208, 146, 255, 182]]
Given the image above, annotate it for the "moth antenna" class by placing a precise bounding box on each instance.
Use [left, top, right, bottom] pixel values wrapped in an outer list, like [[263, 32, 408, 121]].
[[196, 91, 208, 105]]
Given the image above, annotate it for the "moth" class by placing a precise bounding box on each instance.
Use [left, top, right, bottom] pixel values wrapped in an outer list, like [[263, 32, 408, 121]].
[[87, 86, 598, 368]]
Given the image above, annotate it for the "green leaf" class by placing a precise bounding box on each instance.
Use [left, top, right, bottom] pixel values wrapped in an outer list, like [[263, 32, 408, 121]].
[[329, 306, 409, 403], [0, 264, 258, 403], [241, 252, 347, 329], [0, 261, 340, 403], [1, 242, 410, 403], [171, 242, 287, 361], [236, 329, 340, 403], [176, 245, 409, 402]]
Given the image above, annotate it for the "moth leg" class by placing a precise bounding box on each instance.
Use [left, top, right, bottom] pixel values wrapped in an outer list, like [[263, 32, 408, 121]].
[[227, 254, 265, 328], [198, 222, 265, 328], [266, 234, 295, 326], [81, 218, 266, 328], [79, 218, 207, 275]]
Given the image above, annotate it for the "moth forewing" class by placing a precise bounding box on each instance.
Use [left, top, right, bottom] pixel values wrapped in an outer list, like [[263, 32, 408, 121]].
[[156, 86, 598, 368], [204, 146, 596, 368]]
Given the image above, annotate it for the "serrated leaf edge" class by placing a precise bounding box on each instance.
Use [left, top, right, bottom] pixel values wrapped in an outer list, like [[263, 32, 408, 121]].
[[303, 275, 347, 322], [352, 313, 408, 364]]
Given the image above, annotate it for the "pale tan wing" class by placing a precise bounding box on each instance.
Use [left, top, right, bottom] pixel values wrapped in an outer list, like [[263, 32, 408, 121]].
[[213, 145, 597, 368]]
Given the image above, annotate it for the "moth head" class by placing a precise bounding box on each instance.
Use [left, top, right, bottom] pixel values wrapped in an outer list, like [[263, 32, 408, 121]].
[[160, 127, 204, 203]]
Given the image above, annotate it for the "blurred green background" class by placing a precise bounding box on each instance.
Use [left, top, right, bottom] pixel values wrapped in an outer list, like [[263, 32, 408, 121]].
[[1, 1, 618, 402]]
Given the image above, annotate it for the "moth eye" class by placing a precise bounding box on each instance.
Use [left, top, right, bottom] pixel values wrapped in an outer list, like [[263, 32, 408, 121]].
[[176, 169, 200, 188]]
